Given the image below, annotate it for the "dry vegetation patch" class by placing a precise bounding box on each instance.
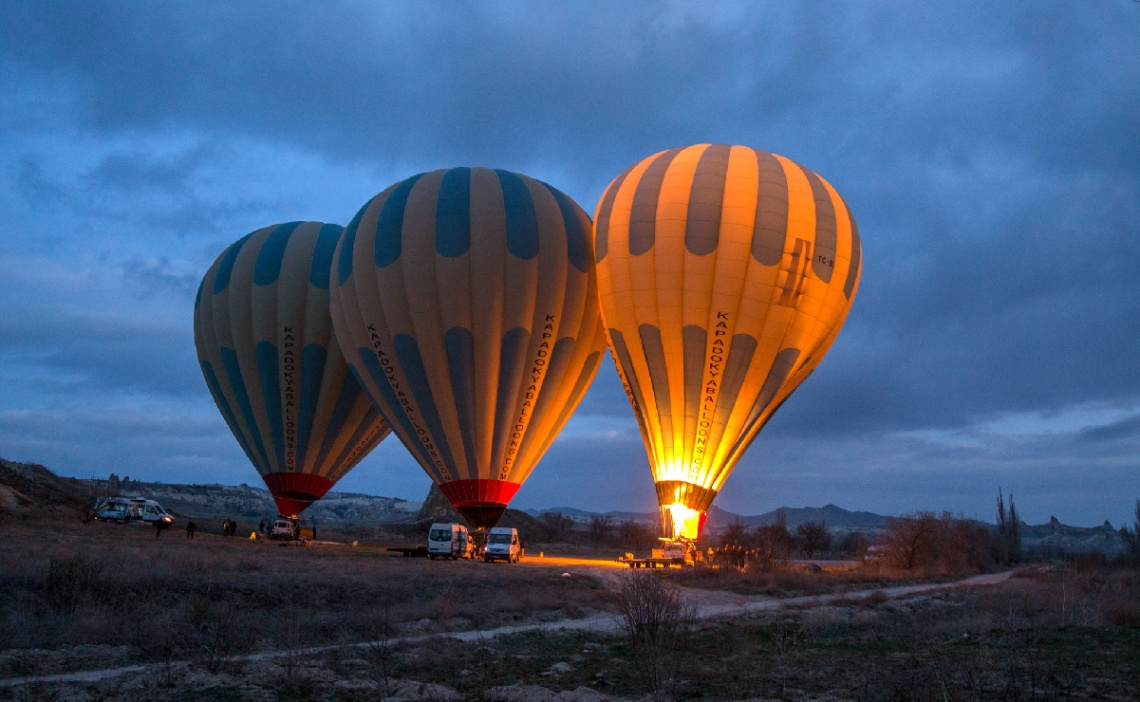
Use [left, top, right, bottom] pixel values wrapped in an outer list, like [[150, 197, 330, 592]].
[[3, 519, 1138, 700], [0, 520, 614, 682]]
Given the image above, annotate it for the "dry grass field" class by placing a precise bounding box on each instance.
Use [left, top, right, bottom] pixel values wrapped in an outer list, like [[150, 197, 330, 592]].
[[1, 517, 1137, 701]]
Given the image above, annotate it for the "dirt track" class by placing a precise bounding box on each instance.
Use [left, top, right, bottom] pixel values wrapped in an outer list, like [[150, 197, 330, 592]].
[[0, 561, 1011, 690]]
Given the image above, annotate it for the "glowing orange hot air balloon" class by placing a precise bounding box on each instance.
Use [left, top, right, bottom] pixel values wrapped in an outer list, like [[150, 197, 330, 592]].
[[330, 168, 607, 529], [593, 145, 862, 539], [194, 222, 391, 517]]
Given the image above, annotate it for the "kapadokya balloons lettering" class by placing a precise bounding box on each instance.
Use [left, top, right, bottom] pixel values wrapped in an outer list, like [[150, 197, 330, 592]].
[[593, 145, 862, 539], [330, 168, 607, 529], [194, 222, 391, 518]]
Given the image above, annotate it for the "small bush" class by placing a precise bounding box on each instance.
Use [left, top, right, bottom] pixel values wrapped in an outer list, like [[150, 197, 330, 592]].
[[41, 555, 107, 613]]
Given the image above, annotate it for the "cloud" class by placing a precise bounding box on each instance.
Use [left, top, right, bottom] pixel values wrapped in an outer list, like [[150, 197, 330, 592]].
[[11, 144, 278, 238], [120, 256, 203, 301], [1, 2, 1138, 526], [0, 406, 237, 483], [0, 307, 202, 400], [1078, 415, 1140, 444]]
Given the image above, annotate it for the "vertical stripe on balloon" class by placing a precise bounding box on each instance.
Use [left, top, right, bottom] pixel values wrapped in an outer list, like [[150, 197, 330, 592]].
[[254, 222, 302, 286], [594, 164, 636, 263], [751, 150, 788, 266], [685, 144, 732, 256], [435, 168, 472, 258], [496, 170, 540, 260], [629, 148, 684, 256], [444, 326, 479, 476], [255, 341, 285, 471], [295, 344, 326, 470], [376, 175, 423, 269]]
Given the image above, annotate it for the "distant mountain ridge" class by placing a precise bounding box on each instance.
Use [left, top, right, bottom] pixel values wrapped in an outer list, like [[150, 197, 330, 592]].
[[529, 503, 889, 530]]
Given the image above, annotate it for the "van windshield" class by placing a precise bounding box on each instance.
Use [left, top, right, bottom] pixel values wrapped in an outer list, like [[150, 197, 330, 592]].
[[429, 529, 452, 541], [488, 533, 512, 545]]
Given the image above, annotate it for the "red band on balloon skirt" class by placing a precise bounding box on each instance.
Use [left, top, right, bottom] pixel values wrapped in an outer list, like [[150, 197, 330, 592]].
[[262, 473, 335, 518], [439, 479, 521, 507]]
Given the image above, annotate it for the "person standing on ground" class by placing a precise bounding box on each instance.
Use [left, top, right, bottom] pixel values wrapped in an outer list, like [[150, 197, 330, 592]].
[[186, 521, 198, 538]]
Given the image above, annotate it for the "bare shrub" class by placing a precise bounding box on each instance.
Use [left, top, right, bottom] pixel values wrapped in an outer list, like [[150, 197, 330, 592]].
[[616, 572, 697, 696], [364, 601, 396, 698], [40, 554, 107, 614]]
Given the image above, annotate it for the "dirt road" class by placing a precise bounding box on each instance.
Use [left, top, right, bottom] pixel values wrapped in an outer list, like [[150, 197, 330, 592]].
[[0, 566, 1011, 689]]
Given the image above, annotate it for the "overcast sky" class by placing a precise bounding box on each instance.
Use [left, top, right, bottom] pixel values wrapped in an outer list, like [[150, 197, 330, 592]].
[[1, 2, 1137, 527]]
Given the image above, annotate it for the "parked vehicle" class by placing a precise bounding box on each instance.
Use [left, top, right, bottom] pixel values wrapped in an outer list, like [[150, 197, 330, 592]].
[[484, 526, 522, 563], [91, 496, 175, 528], [268, 516, 316, 541], [427, 522, 473, 559]]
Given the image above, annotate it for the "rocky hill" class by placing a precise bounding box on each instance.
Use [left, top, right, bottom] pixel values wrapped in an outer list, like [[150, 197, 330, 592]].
[[0, 458, 96, 521], [1022, 516, 1127, 556], [77, 476, 421, 524]]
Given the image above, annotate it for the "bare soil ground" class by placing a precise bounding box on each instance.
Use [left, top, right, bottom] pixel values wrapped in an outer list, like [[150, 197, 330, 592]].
[[1, 519, 1137, 701]]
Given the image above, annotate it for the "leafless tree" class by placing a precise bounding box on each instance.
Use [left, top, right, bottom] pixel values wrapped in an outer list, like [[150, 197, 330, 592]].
[[882, 513, 940, 571], [753, 522, 794, 568], [539, 511, 574, 541], [796, 520, 831, 558], [618, 519, 656, 551], [588, 513, 614, 547], [720, 520, 748, 547]]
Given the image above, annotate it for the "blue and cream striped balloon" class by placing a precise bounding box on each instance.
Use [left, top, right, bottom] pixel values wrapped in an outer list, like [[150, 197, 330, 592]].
[[194, 222, 391, 517], [330, 168, 607, 529]]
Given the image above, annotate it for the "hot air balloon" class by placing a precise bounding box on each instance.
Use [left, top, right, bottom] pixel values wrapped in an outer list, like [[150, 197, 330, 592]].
[[194, 222, 391, 518], [593, 145, 862, 539], [330, 168, 607, 529]]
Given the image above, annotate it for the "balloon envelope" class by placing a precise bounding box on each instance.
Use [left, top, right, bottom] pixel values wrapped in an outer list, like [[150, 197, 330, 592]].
[[593, 145, 862, 538], [194, 222, 391, 517], [330, 168, 607, 529]]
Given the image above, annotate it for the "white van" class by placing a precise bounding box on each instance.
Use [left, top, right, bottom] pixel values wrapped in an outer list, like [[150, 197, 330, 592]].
[[484, 526, 522, 563], [427, 523, 472, 560], [92, 496, 175, 528]]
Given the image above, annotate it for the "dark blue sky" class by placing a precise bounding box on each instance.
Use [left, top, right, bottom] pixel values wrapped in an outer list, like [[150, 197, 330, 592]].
[[1, 2, 1137, 526]]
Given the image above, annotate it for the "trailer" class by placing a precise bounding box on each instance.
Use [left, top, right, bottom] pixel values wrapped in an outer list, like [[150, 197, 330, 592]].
[[387, 546, 429, 558], [623, 539, 695, 568], [625, 556, 688, 568]]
